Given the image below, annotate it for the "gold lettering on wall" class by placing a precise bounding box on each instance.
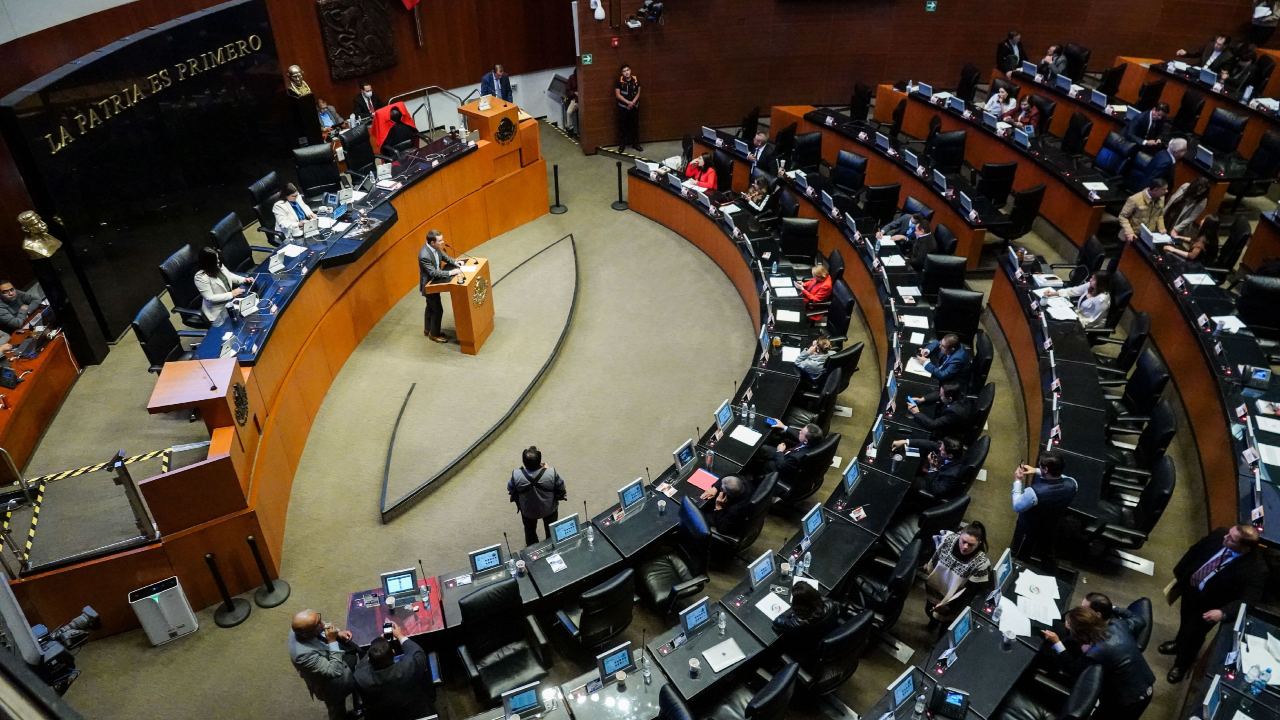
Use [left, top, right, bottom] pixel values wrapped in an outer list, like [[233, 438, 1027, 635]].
[[44, 34, 264, 156]]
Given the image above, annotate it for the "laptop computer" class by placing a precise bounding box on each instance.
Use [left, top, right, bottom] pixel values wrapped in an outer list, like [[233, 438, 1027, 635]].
[[379, 567, 419, 607]]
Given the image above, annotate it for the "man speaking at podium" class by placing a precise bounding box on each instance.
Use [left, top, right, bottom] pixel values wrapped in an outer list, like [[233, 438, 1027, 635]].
[[419, 230, 461, 343]]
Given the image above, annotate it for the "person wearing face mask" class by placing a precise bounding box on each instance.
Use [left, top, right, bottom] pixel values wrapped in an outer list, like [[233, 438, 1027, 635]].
[[288, 608, 360, 720], [922, 522, 990, 627], [351, 82, 384, 120], [1043, 607, 1154, 718], [316, 98, 345, 133], [889, 436, 968, 508], [1003, 95, 1041, 131]]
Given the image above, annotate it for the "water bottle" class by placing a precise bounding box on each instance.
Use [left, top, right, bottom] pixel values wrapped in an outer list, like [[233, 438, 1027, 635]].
[[802, 551, 813, 575], [585, 524, 595, 550], [749, 403, 757, 424], [717, 610, 727, 637], [1252, 667, 1273, 696], [705, 442, 716, 469], [912, 693, 926, 719], [771, 259, 779, 274], [641, 653, 653, 685], [506, 556, 517, 575], [1246, 665, 1263, 695], [992, 602, 1003, 624]]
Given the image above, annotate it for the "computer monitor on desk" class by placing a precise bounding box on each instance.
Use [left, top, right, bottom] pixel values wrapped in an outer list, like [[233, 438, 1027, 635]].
[[596, 641, 636, 683], [1013, 128, 1031, 149], [948, 96, 967, 114], [948, 607, 974, 650], [714, 400, 734, 430], [842, 460, 861, 495], [501, 682, 544, 719], [820, 190, 834, 212], [1203, 674, 1223, 719], [904, 149, 919, 169], [634, 158, 658, 175], [666, 171, 684, 192], [380, 568, 419, 607], [680, 596, 712, 636], [917, 82, 933, 99], [1196, 144, 1215, 169], [1200, 67, 1219, 86], [1021, 61, 1038, 77], [801, 503, 824, 540], [959, 191, 973, 214], [888, 667, 918, 711], [933, 169, 948, 192], [701, 126, 717, 142], [1090, 89, 1109, 109], [467, 545, 504, 576], [549, 514, 581, 546], [983, 111, 999, 130], [1125, 106, 1140, 121], [674, 439, 696, 470], [734, 138, 750, 155], [875, 132, 891, 151], [1054, 74, 1072, 91], [618, 478, 646, 512], [747, 551, 776, 589], [986, 549, 1013, 605]]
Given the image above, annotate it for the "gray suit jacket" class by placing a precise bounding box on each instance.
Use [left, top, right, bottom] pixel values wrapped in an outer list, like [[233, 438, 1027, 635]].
[[289, 633, 357, 702], [419, 242, 458, 295], [0, 290, 37, 332]]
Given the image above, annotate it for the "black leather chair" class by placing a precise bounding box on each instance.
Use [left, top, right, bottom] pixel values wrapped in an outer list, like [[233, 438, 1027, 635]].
[[928, 130, 967, 175], [818, 341, 863, 398], [875, 100, 907, 146], [775, 433, 841, 504], [996, 664, 1103, 720], [1096, 269, 1132, 334], [712, 149, 734, 192], [1209, 214, 1253, 278], [1226, 129, 1280, 213], [921, 254, 967, 297], [339, 124, 376, 178], [704, 662, 799, 720], [990, 184, 1046, 242], [1093, 310, 1149, 377], [554, 568, 635, 651], [1050, 235, 1107, 285], [832, 150, 867, 195], [933, 288, 984, 344], [774, 188, 800, 225], [851, 539, 923, 632], [247, 171, 285, 246], [738, 107, 760, 140], [774, 123, 797, 166], [1172, 91, 1206, 135], [964, 383, 996, 447], [862, 184, 901, 226], [1133, 79, 1165, 112], [792, 132, 823, 174], [158, 245, 211, 330], [778, 218, 820, 268], [1103, 348, 1169, 430], [710, 473, 778, 561], [934, 223, 958, 255], [1059, 112, 1093, 158], [823, 280, 855, 340], [456, 577, 551, 704], [825, 248, 846, 285], [637, 497, 710, 614], [210, 212, 271, 275], [901, 195, 935, 222], [1092, 132, 1139, 179], [1120, 150, 1156, 195], [973, 162, 1018, 208], [881, 495, 970, 560], [1084, 455, 1175, 552], [293, 143, 341, 202], [790, 611, 875, 697], [682, 134, 695, 165], [955, 64, 981, 105], [1107, 399, 1176, 494], [990, 77, 1020, 100], [131, 297, 201, 373], [1237, 274, 1280, 342], [968, 330, 994, 396], [1129, 597, 1154, 651], [850, 84, 874, 125], [1063, 43, 1091, 82], [784, 369, 843, 433], [1096, 63, 1126, 97], [1201, 107, 1248, 155], [1027, 95, 1056, 135], [658, 685, 693, 720]]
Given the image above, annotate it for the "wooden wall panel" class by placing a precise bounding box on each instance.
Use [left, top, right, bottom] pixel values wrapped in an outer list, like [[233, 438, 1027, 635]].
[[575, 0, 1257, 152]]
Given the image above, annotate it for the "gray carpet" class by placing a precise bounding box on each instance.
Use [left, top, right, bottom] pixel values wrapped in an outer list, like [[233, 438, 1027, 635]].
[[27, 123, 1230, 719]]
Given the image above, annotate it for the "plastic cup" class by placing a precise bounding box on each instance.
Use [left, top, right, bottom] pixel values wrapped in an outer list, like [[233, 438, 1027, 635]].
[[688, 658, 701, 679], [657, 499, 667, 515]]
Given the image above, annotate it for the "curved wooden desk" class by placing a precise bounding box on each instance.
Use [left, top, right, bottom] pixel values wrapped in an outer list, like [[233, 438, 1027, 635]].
[[0, 333, 78, 471], [12, 121, 548, 633]]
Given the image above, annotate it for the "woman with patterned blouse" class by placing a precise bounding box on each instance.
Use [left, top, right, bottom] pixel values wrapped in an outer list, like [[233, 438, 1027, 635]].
[[923, 522, 991, 626]]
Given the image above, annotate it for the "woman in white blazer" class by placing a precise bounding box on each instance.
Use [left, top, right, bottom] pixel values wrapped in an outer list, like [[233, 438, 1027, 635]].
[[194, 246, 251, 326], [271, 182, 316, 241]]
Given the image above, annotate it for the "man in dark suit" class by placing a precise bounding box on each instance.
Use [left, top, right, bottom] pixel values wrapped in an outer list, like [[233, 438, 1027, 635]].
[[756, 423, 822, 486], [1139, 137, 1186, 189], [1161, 524, 1263, 683], [917, 333, 973, 385], [481, 63, 514, 102], [382, 107, 419, 152], [1123, 102, 1169, 148], [904, 382, 975, 440], [748, 132, 777, 175], [699, 475, 754, 536], [891, 436, 967, 508], [354, 624, 436, 720], [419, 229, 461, 342], [906, 219, 938, 272], [351, 82, 384, 120], [996, 30, 1027, 74], [1177, 35, 1236, 73]]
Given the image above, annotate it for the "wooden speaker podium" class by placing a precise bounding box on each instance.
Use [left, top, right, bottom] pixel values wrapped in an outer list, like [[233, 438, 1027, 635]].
[[459, 97, 518, 143], [425, 257, 494, 355]]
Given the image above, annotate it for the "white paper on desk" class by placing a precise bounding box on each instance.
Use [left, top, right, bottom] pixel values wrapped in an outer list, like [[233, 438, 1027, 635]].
[[774, 287, 799, 298], [901, 314, 930, 329], [332, 222, 352, 234], [882, 254, 907, 267], [997, 121, 1012, 133], [318, 217, 335, 229], [1256, 416, 1280, 435], [720, 203, 742, 214], [1258, 443, 1280, 466], [769, 276, 792, 289], [375, 179, 401, 190], [1240, 635, 1280, 682], [729, 425, 764, 446], [1046, 305, 1080, 322], [1258, 400, 1280, 416], [1017, 594, 1061, 626], [998, 596, 1033, 637], [1231, 709, 1256, 720], [1082, 181, 1109, 192], [1032, 273, 1064, 288], [905, 356, 932, 378], [453, 574, 473, 586], [1015, 569, 1061, 600], [547, 554, 567, 573], [1214, 315, 1248, 333], [1182, 273, 1216, 286], [776, 310, 802, 323], [1268, 633, 1280, 667], [1258, 3, 1274, 18], [897, 286, 922, 298], [909, 332, 925, 345], [280, 244, 308, 258], [755, 592, 791, 620], [1031, 287, 1053, 298], [1170, 61, 1189, 72], [781, 346, 801, 363], [352, 191, 368, 202]]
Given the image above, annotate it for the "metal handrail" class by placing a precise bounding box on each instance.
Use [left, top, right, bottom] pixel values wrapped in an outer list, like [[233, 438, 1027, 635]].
[[387, 85, 467, 133]]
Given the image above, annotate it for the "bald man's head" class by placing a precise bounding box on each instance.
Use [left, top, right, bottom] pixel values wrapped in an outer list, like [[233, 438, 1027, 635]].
[[292, 609, 322, 639]]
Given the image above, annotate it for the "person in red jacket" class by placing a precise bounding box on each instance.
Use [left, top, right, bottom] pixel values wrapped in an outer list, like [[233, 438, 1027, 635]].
[[684, 153, 718, 190], [796, 265, 833, 320]]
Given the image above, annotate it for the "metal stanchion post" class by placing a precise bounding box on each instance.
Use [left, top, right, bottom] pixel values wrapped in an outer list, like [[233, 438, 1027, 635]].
[[550, 164, 568, 214], [246, 535, 291, 608], [611, 161, 629, 211], [204, 552, 251, 628]]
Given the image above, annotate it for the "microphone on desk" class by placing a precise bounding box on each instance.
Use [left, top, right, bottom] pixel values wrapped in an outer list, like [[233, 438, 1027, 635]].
[[195, 358, 218, 391], [645, 466, 651, 484], [503, 532, 515, 565], [417, 558, 427, 599]]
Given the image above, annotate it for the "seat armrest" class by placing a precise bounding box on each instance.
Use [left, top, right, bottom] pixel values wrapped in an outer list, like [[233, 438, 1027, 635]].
[[555, 609, 580, 638], [774, 480, 793, 497], [526, 614, 551, 665], [176, 330, 207, 339], [1113, 413, 1151, 424], [1099, 524, 1149, 544], [249, 244, 275, 254], [1110, 464, 1151, 478], [672, 575, 710, 597], [171, 306, 204, 322], [709, 529, 743, 550], [1095, 366, 1127, 378], [1091, 336, 1124, 346], [255, 227, 285, 247], [1098, 378, 1126, 388], [458, 643, 480, 682], [1108, 478, 1146, 494], [1084, 327, 1114, 337], [427, 651, 443, 685]]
